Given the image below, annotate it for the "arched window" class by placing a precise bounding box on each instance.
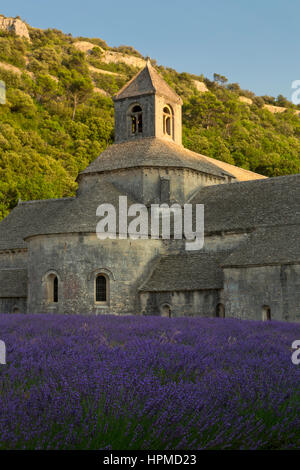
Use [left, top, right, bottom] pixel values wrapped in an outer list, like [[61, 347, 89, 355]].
[[95, 274, 108, 303], [216, 303, 225, 318], [262, 305, 271, 321], [163, 105, 174, 138], [161, 304, 172, 318], [45, 273, 59, 303], [130, 104, 143, 135]]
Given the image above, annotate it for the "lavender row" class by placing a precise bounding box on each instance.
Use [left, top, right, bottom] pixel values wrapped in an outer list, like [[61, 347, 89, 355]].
[[0, 314, 299, 449]]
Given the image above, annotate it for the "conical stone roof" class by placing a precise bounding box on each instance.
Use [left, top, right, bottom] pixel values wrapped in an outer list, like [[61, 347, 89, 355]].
[[114, 61, 182, 104], [79, 137, 233, 178]]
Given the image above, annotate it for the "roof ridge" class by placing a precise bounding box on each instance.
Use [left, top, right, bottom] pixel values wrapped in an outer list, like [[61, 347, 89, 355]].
[[113, 64, 155, 101], [19, 197, 75, 205], [145, 62, 183, 104], [191, 172, 300, 199], [183, 148, 265, 178]]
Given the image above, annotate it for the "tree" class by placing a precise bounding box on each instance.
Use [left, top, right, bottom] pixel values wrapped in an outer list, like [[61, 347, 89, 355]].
[[35, 74, 60, 103], [183, 93, 226, 129], [227, 83, 240, 94], [252, 96, 264, 108], [261, 95, 276, 105], [90, 46, 103, 58], [64, 72, 93, 120], [277, 94, 293, 108], [213, 73, 228, 86]]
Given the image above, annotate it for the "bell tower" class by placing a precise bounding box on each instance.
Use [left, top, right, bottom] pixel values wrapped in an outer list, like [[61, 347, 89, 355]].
[[113, 61, 183, 145]]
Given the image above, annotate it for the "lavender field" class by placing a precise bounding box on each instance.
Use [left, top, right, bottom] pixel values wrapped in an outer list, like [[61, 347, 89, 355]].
[[0, 314, 299, 450]]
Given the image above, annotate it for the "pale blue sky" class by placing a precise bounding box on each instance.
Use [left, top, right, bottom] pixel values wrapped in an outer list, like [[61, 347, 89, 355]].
[[1, 0, 299, 98]]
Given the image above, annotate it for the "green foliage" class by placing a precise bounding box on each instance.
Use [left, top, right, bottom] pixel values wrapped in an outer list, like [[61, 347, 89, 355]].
[[77, 36, 108, 49], [0, 34, 26, 68], [111, 45, 144, 58], [1, 25, 300, 220], [90, 46, 103, 58], [183, 85, 300, 176], [213, 73, 228, 85], [92, 72, 127, 96]]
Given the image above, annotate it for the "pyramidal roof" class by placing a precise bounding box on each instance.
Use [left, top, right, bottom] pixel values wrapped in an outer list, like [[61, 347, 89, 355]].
[[113, 61, 183, 104]]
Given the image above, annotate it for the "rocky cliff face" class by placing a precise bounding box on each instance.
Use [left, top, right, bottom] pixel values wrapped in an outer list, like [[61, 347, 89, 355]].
[[100, 50, 145, 68], [74, 41, 146, 69], [0, 16, 30, 41]]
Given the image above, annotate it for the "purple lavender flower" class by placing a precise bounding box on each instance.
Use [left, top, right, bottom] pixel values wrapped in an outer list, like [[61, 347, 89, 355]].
[[0, 314, 299, 450]]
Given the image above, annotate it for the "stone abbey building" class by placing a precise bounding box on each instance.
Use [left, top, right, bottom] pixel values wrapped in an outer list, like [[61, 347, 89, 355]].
[[0, 62, 299, 321]]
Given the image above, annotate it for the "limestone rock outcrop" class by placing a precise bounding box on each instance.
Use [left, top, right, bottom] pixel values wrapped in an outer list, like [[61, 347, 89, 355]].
[[0, 16, 30, 41]]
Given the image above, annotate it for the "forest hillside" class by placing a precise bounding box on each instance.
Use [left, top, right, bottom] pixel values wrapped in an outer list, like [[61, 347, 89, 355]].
[[1, 15, 300, 219]]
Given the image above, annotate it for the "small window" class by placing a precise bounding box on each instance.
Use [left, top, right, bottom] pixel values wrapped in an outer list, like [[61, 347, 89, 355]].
[[160, 178, 170, 203], [161, 304, 172, 318], [216, 303, 225, 318], [262, 305, 271, 321], [96, 275, 107, 302], [163, 105, 173, 138], [130, 104, 143, 135], [46, 273, 59, 304]]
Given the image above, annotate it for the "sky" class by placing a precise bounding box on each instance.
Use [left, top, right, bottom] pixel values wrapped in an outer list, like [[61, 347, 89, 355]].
[[1, 0, 299, 98]]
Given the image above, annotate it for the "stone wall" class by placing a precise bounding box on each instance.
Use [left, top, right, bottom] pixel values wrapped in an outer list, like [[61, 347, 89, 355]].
[[140, 289, 222, 317], [0, 249, 27, 269], [0, 250, 28, 314], [223, 264, 300, 322], [114, 95, 156, 143], [78, 167, 225, 206], [114, 92, 182, 145], [155, 95, 182, 146], [27, 233, 163, 315], [0, 298, 27, 314]]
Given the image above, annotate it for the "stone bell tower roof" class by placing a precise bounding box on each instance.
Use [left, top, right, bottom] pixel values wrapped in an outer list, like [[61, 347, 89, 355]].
[[114, 61, 183, 104]]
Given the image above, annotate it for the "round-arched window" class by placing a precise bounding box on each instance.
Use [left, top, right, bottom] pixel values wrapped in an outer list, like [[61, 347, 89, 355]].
[[130, 104, 143, 135], [163, 105, 174, 138], [45, 273, 58, 303], [95, 274, 108, 303], [161, 304, 172, 318]]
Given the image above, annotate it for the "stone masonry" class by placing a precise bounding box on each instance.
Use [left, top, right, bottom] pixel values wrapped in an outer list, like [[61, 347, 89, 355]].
[[0, 61, 298, 322]]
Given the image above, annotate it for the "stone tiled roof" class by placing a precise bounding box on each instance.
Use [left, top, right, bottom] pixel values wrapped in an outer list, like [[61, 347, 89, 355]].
[[222, 225, 300, 267], [0, 181, 136, 250], [0, 197, 74, 250], [197, 155, 266, 181], [79, 138, 234, 179], [1, 171, 297, 251], [190, 173, 300, 233], [0, 269, 27, 297], [114, 62, 183, 104], [140, 251, 228, 292]]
